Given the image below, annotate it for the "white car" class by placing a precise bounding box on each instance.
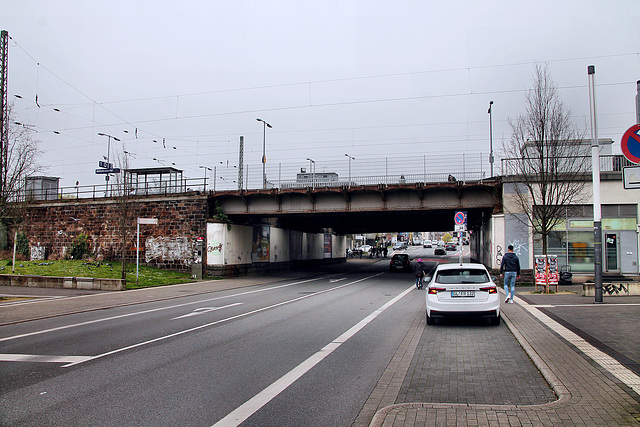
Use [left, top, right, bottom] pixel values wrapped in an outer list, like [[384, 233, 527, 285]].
[[425, 263, 500, 326], [357, 245, 372, 253]]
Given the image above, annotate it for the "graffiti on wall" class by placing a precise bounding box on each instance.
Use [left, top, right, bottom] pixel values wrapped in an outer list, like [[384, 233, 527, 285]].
[[509, 239, 528, 257], [603, 283, 628, 296], [252, 225, 270, 262], [207, 223, 225, 265], [145, 236, 192, 264], [495, 245, 503, 265]]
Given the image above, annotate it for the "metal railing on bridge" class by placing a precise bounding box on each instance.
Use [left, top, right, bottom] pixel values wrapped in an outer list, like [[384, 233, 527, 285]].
[[20, 153, 628, 201], [276, 171, 487, 190]]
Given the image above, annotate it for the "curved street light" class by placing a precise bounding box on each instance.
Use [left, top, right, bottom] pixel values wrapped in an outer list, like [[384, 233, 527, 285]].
[[199, 165, 212, 192], [345, 154, 355, 187], [306, 158, 315, 188], [98, 132, 121, 197], [257, 118, 272, 189]]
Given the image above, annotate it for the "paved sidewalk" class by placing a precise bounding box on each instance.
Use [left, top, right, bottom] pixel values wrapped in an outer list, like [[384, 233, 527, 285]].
[[364, 292, 640, 426]]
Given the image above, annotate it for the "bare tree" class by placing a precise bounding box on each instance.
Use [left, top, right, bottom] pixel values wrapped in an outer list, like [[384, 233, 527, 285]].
[[112, 152, 134, 282], [501, 64, 589, 255], [0, 105, 44, 232]]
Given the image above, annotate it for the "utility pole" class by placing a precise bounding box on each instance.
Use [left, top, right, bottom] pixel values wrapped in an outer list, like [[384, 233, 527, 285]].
[[588, 65, 603, 304], [238, 136, 244, 190], [0, 30, 9, 202], [636, 80, 640, 124], [488, 101, 494, 177]]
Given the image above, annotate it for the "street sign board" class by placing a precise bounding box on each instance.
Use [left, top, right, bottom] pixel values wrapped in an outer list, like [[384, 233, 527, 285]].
[[454, 224, 466, 232], [137, 218, 158, 225], [623, 166, 640, 189], [95, 168, 121, 174], [99, 161, 113, 169], [621, 124, 640, 164]]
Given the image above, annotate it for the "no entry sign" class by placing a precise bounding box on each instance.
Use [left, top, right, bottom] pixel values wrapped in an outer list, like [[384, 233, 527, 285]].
[[621, 124, 640, 164]]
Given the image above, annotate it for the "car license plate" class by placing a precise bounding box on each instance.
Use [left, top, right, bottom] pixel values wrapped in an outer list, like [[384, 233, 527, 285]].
[[451, 291, 475, 297]]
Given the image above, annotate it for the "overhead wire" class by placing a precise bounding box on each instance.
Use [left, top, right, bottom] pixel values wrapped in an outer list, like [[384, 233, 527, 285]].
[[7, 35, 639, 181]]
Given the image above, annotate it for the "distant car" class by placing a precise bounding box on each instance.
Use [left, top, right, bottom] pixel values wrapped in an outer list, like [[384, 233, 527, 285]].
[[393, 242, 408, 250], [357, 245, 372, 254], [445, 242, 457, 251], [425, 263, 500, 326], [389, 253, 411, 272], [423, 241, 432, 248], [434, 247, 446, 255]]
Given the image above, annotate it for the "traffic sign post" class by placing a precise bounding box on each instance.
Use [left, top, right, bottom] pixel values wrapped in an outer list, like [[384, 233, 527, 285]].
[[454, 211, 467, 227], [454, 211, 467, 264], [621, 124, 640, 164]]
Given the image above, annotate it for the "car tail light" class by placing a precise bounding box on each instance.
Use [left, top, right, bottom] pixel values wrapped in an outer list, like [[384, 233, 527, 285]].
[[480, 286, 497, 294], [428, 287, 445, 294]]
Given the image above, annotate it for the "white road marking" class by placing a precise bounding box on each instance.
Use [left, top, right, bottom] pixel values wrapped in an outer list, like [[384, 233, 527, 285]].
[[0, 277, 321, 343], [212, 284, 414, 427], [530, 303, 640, 308], [0, 354, 92, 364], [61, 273, 385, 368], [517, 298, 640, 395], [171, 303, 242, 320], [329, 278, 347, 283]]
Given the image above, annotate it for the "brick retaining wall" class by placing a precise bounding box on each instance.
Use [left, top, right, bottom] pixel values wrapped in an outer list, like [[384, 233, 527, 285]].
[[15, 194, 208, 272]]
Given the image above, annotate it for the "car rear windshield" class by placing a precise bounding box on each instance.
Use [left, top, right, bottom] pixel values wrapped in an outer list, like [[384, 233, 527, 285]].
[[393, 255, 408, 260], [435, 269, 489, 284]]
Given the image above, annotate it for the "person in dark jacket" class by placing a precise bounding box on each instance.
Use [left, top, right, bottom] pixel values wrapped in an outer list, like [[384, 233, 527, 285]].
[[415, 258, 426, 289], [500, 245, 520, 303]]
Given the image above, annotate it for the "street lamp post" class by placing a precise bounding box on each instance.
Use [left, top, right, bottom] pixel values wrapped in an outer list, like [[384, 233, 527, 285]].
[[487, 101, 494, 178], [256, 118, 272, 189], [345, 154, 355, 187], [98, 132, 121, 197], [199, 165, 212, 192], [306, 158, 315, 188]]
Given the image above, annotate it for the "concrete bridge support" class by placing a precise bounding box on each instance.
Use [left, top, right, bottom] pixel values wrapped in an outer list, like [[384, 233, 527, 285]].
[[205, 222, 347, 277]]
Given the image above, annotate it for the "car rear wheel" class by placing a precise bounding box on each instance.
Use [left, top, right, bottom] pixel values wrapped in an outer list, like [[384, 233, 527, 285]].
[[426, 312, 435, 325], [490, 315, 501, 326]]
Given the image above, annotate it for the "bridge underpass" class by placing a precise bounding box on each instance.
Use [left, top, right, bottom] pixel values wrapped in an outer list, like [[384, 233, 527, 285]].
[[210, 179, 501, 235]]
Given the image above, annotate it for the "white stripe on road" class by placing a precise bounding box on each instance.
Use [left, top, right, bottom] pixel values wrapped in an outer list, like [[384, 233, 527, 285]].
[[212, 284, 415, 427], [0, 354, 93, 364], [61, 273, 385, 368], [0, 278, 321, 343], [171, 303, 242, 320]]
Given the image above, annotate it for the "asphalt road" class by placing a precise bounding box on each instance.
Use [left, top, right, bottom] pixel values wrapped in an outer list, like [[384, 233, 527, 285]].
[[0, 244, 547, 427]]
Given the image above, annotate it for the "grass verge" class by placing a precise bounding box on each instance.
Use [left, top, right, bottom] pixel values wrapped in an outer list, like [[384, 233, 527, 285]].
[[0, 259, 194, 290]]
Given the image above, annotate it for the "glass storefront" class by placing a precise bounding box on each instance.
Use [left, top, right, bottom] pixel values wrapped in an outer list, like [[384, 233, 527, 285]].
[[533, 207, 637, 274]]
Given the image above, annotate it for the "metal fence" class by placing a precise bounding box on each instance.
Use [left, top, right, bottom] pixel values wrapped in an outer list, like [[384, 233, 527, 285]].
[[19, 152, 630, 200], [500, 154, 630, 176]]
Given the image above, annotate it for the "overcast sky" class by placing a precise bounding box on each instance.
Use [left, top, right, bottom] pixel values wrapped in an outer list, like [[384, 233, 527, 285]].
[[2, 0, 639, 190]]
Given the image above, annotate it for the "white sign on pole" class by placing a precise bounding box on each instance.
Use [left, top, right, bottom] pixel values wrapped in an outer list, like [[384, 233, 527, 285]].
[[623, 166, 640, 189], [137, 217, 158, 286], [138, 218, 158, 225]]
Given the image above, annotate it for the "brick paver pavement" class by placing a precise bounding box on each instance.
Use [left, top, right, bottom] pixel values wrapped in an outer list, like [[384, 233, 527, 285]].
[[362, 297, 640, 426]]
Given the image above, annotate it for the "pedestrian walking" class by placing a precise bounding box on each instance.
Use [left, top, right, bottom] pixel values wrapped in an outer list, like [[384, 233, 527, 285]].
[[500, 245, 520, 303]]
